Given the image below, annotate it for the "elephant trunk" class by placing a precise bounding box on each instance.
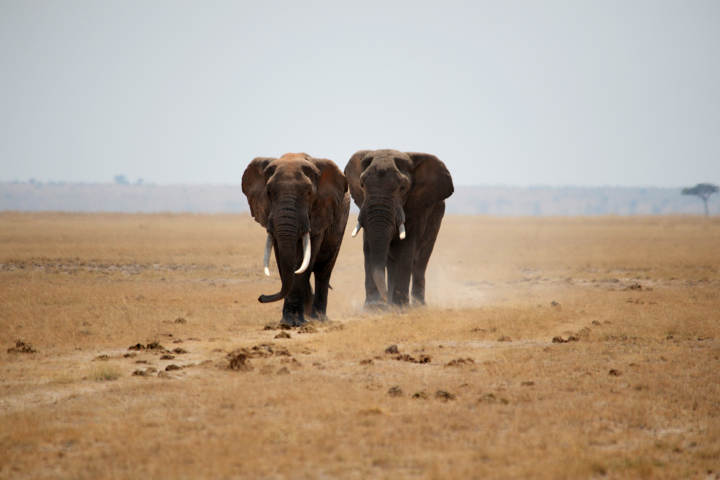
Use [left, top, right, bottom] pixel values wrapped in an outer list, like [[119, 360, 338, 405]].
[[258, 196, 308, 303], [361, 199, 396, 302]]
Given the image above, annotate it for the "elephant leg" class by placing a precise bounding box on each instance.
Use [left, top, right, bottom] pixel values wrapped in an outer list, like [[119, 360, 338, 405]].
[[310, 244, 339, 320], [281, 271, 312, 326], [411, 202, 445, 305], [387, 237, 414, 306]]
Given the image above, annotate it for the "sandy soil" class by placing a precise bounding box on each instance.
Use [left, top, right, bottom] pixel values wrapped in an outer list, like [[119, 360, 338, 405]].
[[1, 213, 719, 479]]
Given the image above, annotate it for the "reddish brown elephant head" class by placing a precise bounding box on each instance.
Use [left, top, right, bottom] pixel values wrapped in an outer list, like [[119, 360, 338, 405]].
[[242, 153, 347, 304]]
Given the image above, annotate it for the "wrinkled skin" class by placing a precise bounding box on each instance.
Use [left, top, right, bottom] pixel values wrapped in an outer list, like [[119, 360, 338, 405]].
[[242, 153, 350, 325], [344, 149, 453, 307]]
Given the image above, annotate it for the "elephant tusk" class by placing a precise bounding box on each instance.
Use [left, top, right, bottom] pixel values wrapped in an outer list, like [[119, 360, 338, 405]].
[[295, 232, 311, 274], [351, 222, 361, 238], [263, 233, 273, 276], [399, 223, 406, 240]]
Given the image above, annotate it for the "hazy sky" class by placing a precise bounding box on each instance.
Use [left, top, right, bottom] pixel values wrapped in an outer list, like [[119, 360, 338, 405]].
[[1, 1, 718, 186]]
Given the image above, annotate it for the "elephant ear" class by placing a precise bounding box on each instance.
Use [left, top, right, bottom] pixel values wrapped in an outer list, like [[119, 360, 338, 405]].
[[310, 157, 348, 233], [344, 150, 371, 208], [406, 153, 454, 211], [241, 157, 275, 227]]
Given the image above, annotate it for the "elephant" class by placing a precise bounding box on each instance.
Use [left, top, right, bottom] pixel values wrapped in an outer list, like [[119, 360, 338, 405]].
[[344, 149, 453, 307], [242, 153, 350, 326]]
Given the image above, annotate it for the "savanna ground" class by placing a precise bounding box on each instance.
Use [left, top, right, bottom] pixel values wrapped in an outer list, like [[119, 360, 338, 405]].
[[1, 212, 719, 479]]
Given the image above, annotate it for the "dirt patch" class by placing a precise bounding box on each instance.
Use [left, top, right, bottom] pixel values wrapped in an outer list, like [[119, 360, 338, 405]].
[[7, 340, 37, 354], [227, 352, 253, 372], [435, 390, 456, 401], [387, 386, 403, 397], [552, 335, 579, 343], [384, 344, 399, 354], [297, 324, 318, 334], [478, 393, 509, 405], [393, 353, 431, 364], [445, 357, 475, 367]]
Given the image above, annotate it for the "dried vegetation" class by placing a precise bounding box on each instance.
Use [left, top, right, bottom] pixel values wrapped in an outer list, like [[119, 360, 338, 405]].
[[1, 213, 719, 479]]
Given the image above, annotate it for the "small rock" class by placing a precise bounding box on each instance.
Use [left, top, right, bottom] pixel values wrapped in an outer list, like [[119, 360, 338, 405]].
[[497, 335, 512, 342], [172, 348, 188, 354], [128, 343, 145, 351], [123, 353, 136, 358], [146, 341, 164, 350], [160, 354, 175, 360], [276, 367, 290, 375], [385, 344, 399, 354], [94, 354, 110, 361], [435, 390, 456, 401], [274, 331, 291, 339], [608, 369, 622, 376], [550, 300, 560, 307], [174, 317, 187, 324], [521, 381, 535, 387], [359, 359, 373, 365], [165, 364, 182, 371], [592, 320, 601, 326], [387, 386, 403, 397], [412, 391, 429, 400]]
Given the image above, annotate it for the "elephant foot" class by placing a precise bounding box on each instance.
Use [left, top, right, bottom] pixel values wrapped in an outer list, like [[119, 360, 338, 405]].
[[280, 312, 306, 327], [410, 297, 426, 307]]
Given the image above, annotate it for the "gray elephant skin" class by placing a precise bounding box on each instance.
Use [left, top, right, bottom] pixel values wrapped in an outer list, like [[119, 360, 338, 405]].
[[344, 149, 454, 307], [242, 153, 350, 326]]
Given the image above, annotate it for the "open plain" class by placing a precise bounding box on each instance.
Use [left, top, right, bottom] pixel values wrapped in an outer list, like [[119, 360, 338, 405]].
[[1, 213, 719, 479]]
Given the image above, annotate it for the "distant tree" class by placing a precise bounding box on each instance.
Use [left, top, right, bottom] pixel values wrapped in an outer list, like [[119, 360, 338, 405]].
[[682, 183, 718, 216], [114, 174, 129, 185]]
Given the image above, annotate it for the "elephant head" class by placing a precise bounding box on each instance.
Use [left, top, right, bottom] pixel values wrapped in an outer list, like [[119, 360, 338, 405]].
[[344, 149, 453, 302], [242, 153, 347, 303]]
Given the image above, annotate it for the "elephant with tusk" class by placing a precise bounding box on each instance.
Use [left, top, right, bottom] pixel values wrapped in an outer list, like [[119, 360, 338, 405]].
[[344, 149, 453, 307], [242, 153, 350, 326]]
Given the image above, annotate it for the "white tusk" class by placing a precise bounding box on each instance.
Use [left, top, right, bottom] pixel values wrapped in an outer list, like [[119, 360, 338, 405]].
[[399, 223, 406, 240], [294, 232, 311, 274], [263, 233, 273, 276], [351, 222, 361, 238]]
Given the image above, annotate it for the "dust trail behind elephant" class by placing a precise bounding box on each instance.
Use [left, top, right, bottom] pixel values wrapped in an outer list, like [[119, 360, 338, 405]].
[[423, 215, 500, 309]]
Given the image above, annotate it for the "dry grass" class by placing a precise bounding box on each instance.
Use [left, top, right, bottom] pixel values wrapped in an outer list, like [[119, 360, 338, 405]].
[[1, 212, 719, 479]]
